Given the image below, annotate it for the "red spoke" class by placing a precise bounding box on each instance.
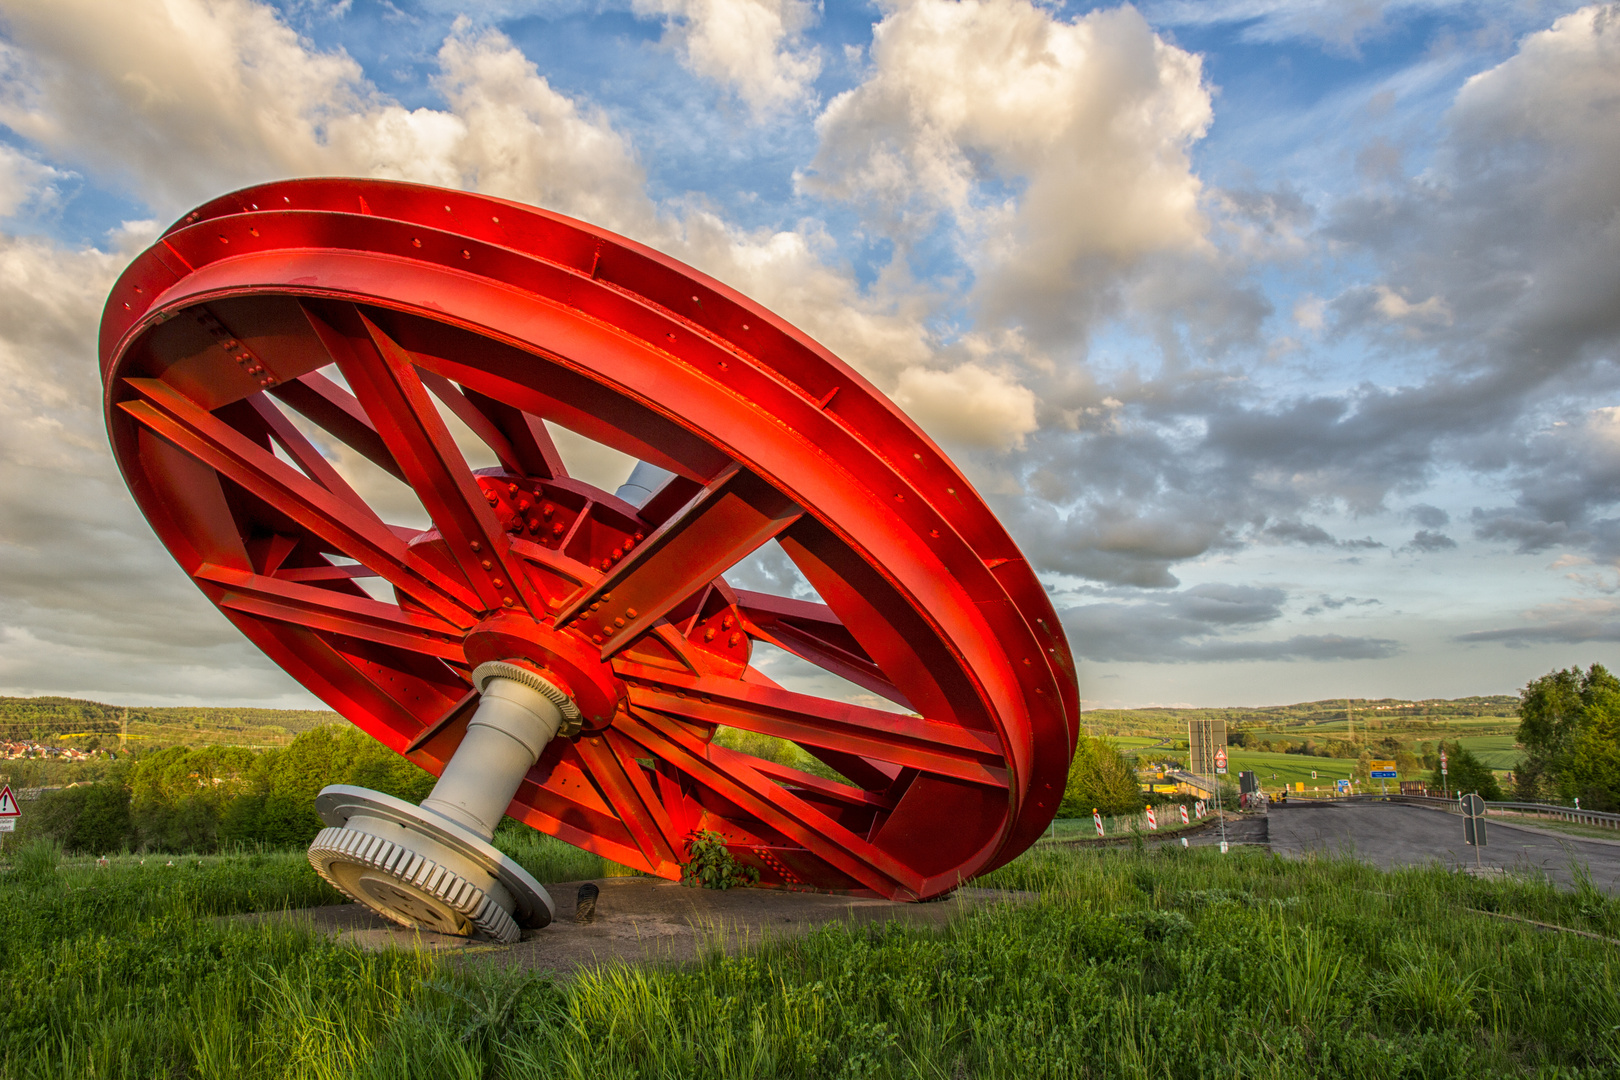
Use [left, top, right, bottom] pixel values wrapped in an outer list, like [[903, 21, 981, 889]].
[[269, 370, 407, 484], [196, 563, 466, 662], [617, 662, 1007, 789], [251, 533, 299, 575], [460, 386, 568, 480], [509, 744, 661, 871], [404, 690, 479, 755], [617, 711, 921, 895], [229, 396, 369, 508], [572, 732, 684, 876], [636, 473, 705, 528], [556, 465, 801, 656], [276, 564, 380, 582], [416, 368, 528, 476], [119, 379, 479, 625], [779, 519, 992, 733], [301, 302, 545, 619], [736, 754, 894, 810], [734, 590, 911, 710]]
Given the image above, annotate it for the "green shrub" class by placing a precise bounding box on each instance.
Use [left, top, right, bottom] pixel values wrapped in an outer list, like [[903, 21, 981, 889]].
[[680, 830, 759, 890], [1059, 736, 1146, 817]]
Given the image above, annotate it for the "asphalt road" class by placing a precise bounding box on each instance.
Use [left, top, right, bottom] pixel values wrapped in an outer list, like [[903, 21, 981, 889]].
[[1268, 801, 1620, 894]]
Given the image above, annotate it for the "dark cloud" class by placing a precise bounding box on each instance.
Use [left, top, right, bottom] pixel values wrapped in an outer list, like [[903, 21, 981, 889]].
[[1303, 595, 1381, 614], [1407, 503, 1450, 528], [1264, 520, 1334, 545], [1059, 583, 1400, 663], [998, 9, 1620, 590], [1405, 529, 1458, 553], [1262, 520, 1384, 549], [1458, 613, 1620, 647]]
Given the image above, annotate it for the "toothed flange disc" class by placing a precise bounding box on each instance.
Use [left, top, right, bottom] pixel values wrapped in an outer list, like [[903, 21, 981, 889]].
[[308, 825, 521, 943], [313, 785, 555, 933]]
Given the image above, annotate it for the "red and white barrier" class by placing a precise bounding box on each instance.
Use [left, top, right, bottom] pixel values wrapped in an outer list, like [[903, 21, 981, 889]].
[[1093, 809, 1104, 837], [1179, 804, 1190, 825], [1146, 805, 1158, 830]]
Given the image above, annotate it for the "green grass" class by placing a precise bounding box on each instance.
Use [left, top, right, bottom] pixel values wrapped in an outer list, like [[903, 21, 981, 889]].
[[1039, 811, 1208, 842], [1487, 811, 1620, 843], [1106, 736, 1166, 751], [4, 837, 1620, 1078], [1223, 750, 1367, 789], [1455, 735, 1523, 771]]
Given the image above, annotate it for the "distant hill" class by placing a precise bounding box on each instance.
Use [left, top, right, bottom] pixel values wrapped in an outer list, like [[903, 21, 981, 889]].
[[1084, 696, 1520, 738], [0, 695, 343, 748]]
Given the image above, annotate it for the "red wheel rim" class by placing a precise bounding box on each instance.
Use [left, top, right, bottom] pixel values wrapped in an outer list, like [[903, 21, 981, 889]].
[[99, 178, 1078, 898]]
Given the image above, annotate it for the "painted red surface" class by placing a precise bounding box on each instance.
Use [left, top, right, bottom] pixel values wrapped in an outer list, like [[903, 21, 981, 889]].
[[99, 178, 1077, 899]]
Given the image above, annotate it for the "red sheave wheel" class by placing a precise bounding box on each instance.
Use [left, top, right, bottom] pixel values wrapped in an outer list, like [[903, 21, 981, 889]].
[[99, 178, 1078, 899]]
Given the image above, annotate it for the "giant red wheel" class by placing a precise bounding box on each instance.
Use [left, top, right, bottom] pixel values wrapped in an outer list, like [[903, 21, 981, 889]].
[[99, 178, 1077, 918]]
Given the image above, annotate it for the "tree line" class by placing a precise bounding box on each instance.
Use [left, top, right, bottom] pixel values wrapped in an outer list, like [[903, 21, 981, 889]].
[[1517, 664, 1620, 810], [19, 726, 433, 854]]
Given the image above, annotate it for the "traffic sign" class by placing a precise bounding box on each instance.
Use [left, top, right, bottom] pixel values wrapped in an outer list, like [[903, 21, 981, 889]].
[[1370, 759, 1397, 779], [1214, 748, 1228, 774], [1461, 793, 1487, 852], [0, 820, 13, 833], [0, 785, 19, 818]]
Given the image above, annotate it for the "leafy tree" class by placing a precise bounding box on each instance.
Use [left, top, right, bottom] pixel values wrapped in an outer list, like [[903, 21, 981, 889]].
[[1518, 663, 1620, 806], [1429, 741, 1502, 801], [1059, 736, 1145, 817], [1564, 683, 1620, 811]]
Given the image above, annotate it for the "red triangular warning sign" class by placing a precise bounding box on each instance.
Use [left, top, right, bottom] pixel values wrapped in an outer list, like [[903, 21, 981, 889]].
[[0, 785, 19, 817]]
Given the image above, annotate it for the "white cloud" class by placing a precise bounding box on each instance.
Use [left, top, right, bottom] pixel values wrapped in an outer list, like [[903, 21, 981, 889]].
[[1293, 294, 1327, 330], [892, 363, 1038, 450], [1144, 0, 1520, 54], [631, 0, 822, 116], [0, 140, 62, 217], [0, 230, 310, 704], [1371, 284, 1451, 326], [0, 2, 654, 230], [427, 21, 657, 235], [805, 0, 1214, 345]]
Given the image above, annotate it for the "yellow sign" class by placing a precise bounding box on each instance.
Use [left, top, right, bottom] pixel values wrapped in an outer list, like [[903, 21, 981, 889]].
[[1294, 782, 1304, 792], [1370, 759, 1396, 771]]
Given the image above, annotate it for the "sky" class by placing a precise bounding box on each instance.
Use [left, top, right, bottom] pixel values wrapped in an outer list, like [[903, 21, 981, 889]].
[[1, 0, 1618, 710]]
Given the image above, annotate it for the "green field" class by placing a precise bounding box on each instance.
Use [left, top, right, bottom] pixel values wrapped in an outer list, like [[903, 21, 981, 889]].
[[1223, 750, 1372, 789], [1455, 734, 1523, 771], [1105, 735, 1167, 753], [3, 836, 1617, 1077]]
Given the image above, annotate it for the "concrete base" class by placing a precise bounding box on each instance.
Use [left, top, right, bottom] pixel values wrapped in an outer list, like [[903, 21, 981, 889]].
[[243, 877, 1029, 974]]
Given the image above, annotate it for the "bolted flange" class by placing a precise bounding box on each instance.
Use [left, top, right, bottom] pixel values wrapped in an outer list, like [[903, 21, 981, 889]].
[[306, 662, 570, 941]]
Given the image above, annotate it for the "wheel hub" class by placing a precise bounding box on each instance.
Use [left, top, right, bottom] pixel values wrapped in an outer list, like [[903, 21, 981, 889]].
[[464, 612, 625, 731]]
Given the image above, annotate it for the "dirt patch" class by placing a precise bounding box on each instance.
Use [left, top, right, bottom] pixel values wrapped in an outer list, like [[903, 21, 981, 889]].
[[239, 877, 1032, 975]]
